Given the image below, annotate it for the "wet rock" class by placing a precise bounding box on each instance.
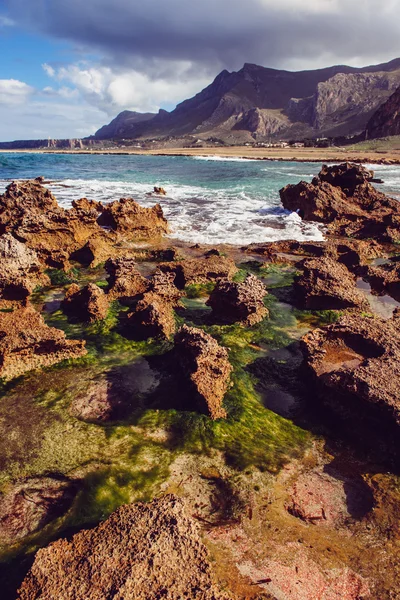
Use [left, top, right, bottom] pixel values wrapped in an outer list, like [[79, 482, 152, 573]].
[[0, 233, 49, 301], [360, 259, 400, 302], [159, 255, 238, 289], [98, 197, 168, 237], [294, 257, 368, 310], [174, 325, 232, 419], [280, 163, 400, 243], [301, 313, 400, 447], [61, 283, 110, 323], [70, 378, 129, 422], [207, 274, 268, 325], [126, 291, 176, 340], [286, 468, 373, 528], [0, 305, 87, 380], [18, 495, 228, 600], [0, 476, 80, 545], [105, 257, 149, 304], [150, 269, 184, 307]]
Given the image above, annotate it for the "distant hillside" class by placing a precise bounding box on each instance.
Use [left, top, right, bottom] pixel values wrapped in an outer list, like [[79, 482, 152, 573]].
[[366, 85, 400, 139], [93, 57, 400, 143]]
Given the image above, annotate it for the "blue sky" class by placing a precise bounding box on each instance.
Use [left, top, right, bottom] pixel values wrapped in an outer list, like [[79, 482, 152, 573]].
[[0, 0, 400, 141]]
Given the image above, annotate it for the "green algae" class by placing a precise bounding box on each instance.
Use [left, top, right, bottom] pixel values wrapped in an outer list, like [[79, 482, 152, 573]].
[[46, 268, 79, 286], [185, 281, 216, 298]]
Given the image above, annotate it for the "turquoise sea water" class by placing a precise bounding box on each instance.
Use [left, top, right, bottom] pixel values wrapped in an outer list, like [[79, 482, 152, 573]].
[[1, 153, 399, 245]]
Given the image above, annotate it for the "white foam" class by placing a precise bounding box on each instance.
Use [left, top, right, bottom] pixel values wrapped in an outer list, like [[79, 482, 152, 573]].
[[191, 155, 258, 162]]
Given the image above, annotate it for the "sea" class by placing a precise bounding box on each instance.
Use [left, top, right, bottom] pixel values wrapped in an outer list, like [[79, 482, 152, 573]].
[[1, 152, 399, 246]]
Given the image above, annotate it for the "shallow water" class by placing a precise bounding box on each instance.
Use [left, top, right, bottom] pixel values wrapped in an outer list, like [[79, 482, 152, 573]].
[[356, 278, 400, 319]]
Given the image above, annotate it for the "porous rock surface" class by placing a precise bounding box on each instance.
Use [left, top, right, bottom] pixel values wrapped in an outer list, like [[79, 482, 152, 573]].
[[98, 196, 168, 237], [301, 312, 400, 439], [0, 476, 79, 546], [61, 283, 110, 323], [174, 325, 232, 419], [0, 233, 49, 300], [280, 162, 400, 243], [294, 257, 368, 310], [159, 255, 238, 288], [207, 274, 268, 325], [105, 257, 148, 303], [360, 258, 400, 302], [0, 305, 87, 380], [18, 495, 228, 600]]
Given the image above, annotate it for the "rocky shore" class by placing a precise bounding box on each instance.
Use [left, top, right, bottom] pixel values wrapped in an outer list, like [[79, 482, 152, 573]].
[[0, 164, 400, 599]]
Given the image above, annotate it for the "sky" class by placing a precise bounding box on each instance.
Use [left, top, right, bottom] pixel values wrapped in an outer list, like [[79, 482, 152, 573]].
[[0, 0, 400, 141]]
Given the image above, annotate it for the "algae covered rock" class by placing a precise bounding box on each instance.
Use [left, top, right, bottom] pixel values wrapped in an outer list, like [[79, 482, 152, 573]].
[[0, 305, 87, 380], [174, 325, 232, 419], [18, 495, 228, 600], [61, 283, 110, 323], [0, 476, 80, 546], [207, 274, 268, 325], [159, 255, 238, 288]]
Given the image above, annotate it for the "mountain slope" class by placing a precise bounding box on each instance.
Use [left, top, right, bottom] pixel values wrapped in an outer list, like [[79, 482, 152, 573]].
[[94, 58, 400, 142], [94, 110, 156, 140], [366, 85, 400, 139]]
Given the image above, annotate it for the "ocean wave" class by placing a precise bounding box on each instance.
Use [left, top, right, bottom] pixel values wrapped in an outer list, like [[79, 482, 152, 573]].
[[191, 155, 258, 162]]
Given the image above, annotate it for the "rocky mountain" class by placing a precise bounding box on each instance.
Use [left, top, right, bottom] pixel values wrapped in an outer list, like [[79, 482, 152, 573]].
[[94, 58, 400, 143], [366, 85, 400, 139]]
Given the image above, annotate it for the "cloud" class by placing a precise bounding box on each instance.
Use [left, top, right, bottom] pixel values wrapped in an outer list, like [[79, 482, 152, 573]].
[[0, 79, 33, 105], [0, 15, 14, 27]]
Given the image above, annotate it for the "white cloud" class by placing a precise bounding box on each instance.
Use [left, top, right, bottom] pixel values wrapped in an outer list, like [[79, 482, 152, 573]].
[[0, 79, 33, 105], [0, 15, 14, 27]]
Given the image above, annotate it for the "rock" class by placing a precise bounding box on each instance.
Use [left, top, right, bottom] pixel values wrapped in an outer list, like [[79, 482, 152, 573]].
[[70, 378, 130, 423], [105, 257, 149, 304], [126, 292, 176, 340], [206, 274, 268, 325], [61, 283, 109, 323], [150, 269, 184, 307], [98, 197, 168, 237], [153, 186, 166, 195], [0, 476, 80, 545], [174, 325, 232, 419], [18, 495, 228, 600], [280, 163, 400, 243], [0, 305, 87, 380], [294, 257, 368, 310], [159, 255, 238, 289], [360, 259, 400, 302], [366, 85, 400, 139], [301, 313, 400, 446], [0, 233, 49, 300]]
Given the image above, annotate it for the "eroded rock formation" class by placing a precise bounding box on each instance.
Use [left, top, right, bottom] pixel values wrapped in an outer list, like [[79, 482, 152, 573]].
[[98, 197, 168, 237], [18, 495, 227, 600], [159, 255, 237, 289], [105, 257, 149, 303], [174, 325, 232, 419], [280, 163, 400, 243], [207, 274, 268, 325], [0, 305, 87, 380], [61, 283, 110, 323]]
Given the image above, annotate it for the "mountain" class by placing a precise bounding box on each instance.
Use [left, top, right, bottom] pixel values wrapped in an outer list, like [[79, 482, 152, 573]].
[[94, 110, 156, 140], [93, 58, 400, 143], [366, 85, 400, 139]]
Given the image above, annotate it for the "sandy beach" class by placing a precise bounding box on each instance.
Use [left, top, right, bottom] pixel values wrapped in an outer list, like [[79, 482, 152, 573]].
[[2, 145, 400, 164]]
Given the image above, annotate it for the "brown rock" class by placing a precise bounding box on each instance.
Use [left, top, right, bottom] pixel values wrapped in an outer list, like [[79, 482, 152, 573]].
[[0, 476, 79, 545], [70, 378, 130, 423], [280, 163, 400, 243], [126, 291, 176, 340], [294, 257, 368, 310], [174, 325, 232, 419], [61, 283, 109, 323], [301, 313, 400, 444], [159, 255, 238, 289], [150, 269, 184, 307], [0, 233, 49, 300], [98, 197, 168, 237], [0, 305, 87, 380], [207, 274, 268, 325], [18, 495, 228, 600], [360, 258, 400, 302], [105, 257, 149, 304]]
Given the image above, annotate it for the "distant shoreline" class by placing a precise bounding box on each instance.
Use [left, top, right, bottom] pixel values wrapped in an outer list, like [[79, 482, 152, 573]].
[[1, 145, 400, 165]]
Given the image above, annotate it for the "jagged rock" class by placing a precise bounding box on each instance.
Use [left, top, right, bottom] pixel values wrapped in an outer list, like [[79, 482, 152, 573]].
[[126, 292, 176, 340], [150, 269, 184, 307], [0, 305, 87, 380], [159, 255, 238, 289], [366, 85, 400, 139], [301, 313, 400, 446], [206, 274, 268, 325], [0, 476, 80, 546], [61, 283, 109, 323], [174, 325, 232, 419], [294, 257, 368, 310], [105, 257, 149, 304], [0, 233, 49, 300], [98, 197, 168, 237], [280, 163, 400, 243], [18, 495, 228, 600], [360, 259, 400, 302]]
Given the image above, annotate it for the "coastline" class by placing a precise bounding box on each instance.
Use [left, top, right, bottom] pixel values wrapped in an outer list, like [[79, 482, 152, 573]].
[[2, 145, 400, 164]]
